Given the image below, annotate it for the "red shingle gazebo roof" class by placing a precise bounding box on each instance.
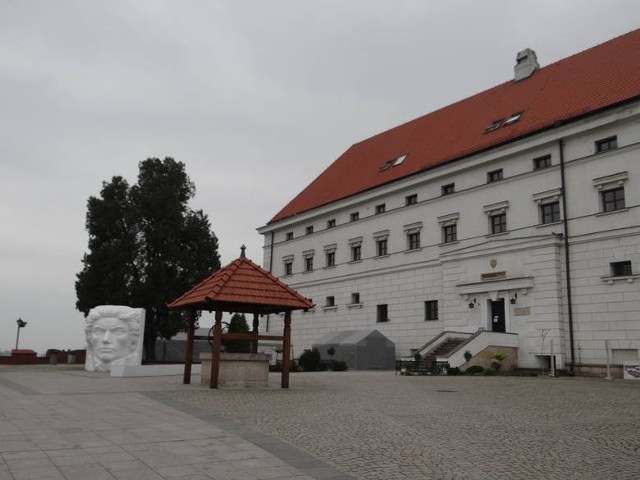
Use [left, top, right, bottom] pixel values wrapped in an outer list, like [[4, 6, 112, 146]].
[[168, 255, 314, 314]]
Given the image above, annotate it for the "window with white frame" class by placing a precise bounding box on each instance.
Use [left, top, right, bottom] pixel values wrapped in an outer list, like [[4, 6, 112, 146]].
[[303, 250, 315, 272], [404, 222, 422, 251], [283, 256, 294, 276], [593, 172, 628, 213], [324, 244, 337, 268], [349, 237, 363, 262], [483, 201, 509, 235], [373, 230, 389, 257], [533, 154, 552, 170], [438, 213, 459, 244], [533, 189, 562, 225], [487, 168, 503, 183], [595, 135, 617, 153], [351, 292, 360, 304]]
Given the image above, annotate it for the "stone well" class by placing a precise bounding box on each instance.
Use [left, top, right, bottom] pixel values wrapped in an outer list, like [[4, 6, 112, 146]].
[[200, 352, 272, 388]]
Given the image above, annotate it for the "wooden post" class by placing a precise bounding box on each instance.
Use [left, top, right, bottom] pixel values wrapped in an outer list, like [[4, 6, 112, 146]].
[[182, 310, 196, 384], [281, 311, 292, 389], [210, 310, 223, 389], [252, 313, 259, 354]]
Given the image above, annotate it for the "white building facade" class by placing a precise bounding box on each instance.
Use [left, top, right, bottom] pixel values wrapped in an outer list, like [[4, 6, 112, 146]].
[[257, 32, 640, 373]]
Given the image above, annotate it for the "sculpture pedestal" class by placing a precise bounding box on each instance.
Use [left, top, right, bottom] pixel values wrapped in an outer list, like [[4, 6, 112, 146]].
[[200, 352, 272, 388]]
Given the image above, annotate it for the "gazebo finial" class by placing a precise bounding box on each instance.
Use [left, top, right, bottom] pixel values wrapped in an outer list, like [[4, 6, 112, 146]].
[[240, 244, 246, 258]]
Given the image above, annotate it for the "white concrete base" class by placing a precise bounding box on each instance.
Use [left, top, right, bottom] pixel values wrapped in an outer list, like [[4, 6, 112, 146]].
[[110, 364, 201, 377]]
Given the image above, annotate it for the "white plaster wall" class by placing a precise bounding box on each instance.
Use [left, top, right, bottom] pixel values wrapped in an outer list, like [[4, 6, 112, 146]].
[[259, 102, 640, 369]]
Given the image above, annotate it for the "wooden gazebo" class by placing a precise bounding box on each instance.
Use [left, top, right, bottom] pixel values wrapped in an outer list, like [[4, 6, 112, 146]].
[[168, 247, 314, 389]]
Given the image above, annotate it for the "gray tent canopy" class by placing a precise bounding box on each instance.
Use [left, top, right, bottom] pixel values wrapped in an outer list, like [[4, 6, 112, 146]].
[[312, 329, 395, 370]]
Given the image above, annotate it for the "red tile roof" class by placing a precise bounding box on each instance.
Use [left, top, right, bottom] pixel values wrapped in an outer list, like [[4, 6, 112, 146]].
[[270, 29, 640, 224], [168, 257, 314, 313]]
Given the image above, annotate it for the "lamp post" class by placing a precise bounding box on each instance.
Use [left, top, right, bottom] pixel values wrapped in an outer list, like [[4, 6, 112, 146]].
[[15, 318, 27, 350]]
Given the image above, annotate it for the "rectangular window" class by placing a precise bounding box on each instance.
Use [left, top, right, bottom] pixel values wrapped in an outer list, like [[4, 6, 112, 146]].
[[305, 225, 314, 235], [305, 257, 313, 272], [327, 219, 336, 229], [443, 224, 457, 243], [325, 251, 335, 267], [351, 293, 360, 304], [351, 245, 362, 262], [407, 232, 421, 250], [490, 213, 507, 234], [376, 304, 389, 323], [286, 232, 293, 241], [533, 154, 552, 170], [350, 212, 359, 222], [405, 194, 417, 206], [601, 187, 625, 212], [376, 238, 388, 256], [284, 261, 293, 276], [325, 296, 335, 307], [441, 183, 455, 195], [540, 202, 560, 224], [596, 136, 618, 153], [425, 300, 438, 321], [487, 169, 503, 183], [611, 261, 632, 277], [375, 203, 386, 214]]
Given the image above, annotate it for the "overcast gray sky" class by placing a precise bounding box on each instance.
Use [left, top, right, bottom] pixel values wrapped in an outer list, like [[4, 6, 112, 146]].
[[1, 0, 639, 354]]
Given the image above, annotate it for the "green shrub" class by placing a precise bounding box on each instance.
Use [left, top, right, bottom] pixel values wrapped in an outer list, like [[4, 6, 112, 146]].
[[447, 366, 461, 375], [330, 360, 348, 371], [299, 348, 321, 371], [482, 367, 498, 376], [224, 314, 251, 353], [466, 365, 484, 375]]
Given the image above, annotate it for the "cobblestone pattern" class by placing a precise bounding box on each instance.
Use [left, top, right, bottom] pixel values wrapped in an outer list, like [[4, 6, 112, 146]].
[[165, 371, 640, 480]]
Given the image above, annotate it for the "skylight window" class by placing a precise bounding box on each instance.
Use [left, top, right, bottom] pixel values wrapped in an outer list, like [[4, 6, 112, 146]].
[[485, 119, 504, 133], [484, 111, 525, 133], [503, 111, 523, 126], [393, 154, 407, 166], [379, 154, 407, 172], [379, 160, 393, 172]]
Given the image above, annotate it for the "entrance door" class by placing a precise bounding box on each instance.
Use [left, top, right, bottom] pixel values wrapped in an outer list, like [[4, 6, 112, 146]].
[[490, 299, 506, 332]]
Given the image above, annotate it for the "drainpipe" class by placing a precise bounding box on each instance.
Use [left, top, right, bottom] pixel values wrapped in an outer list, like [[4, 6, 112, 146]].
[[266, 231, 275, 332], [559, 139, 576, 373]]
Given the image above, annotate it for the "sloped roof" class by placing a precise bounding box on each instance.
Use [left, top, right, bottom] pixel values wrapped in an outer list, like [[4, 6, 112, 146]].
[[168, 257, 314, 314], [270, 29, 640, 224], [314, 329, 393, 346]]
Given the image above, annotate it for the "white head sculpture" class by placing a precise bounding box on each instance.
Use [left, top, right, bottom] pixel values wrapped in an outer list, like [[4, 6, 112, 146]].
[[85, 305, 145, 372]]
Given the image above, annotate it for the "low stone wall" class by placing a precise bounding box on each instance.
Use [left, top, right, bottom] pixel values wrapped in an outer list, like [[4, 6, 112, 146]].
[[200, 352, 272, 388]]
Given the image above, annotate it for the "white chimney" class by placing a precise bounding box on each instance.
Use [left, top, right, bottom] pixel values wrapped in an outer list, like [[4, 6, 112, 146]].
[[514, 48, 539, 82]]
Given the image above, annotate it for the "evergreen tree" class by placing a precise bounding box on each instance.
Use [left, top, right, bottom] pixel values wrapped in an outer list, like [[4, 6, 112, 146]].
[[224, 313, 251, 353], [76, 158, 220, 360]]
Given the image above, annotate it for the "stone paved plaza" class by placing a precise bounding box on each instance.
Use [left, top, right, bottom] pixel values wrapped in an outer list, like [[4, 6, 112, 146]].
[[1, 365, 639, 479]]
